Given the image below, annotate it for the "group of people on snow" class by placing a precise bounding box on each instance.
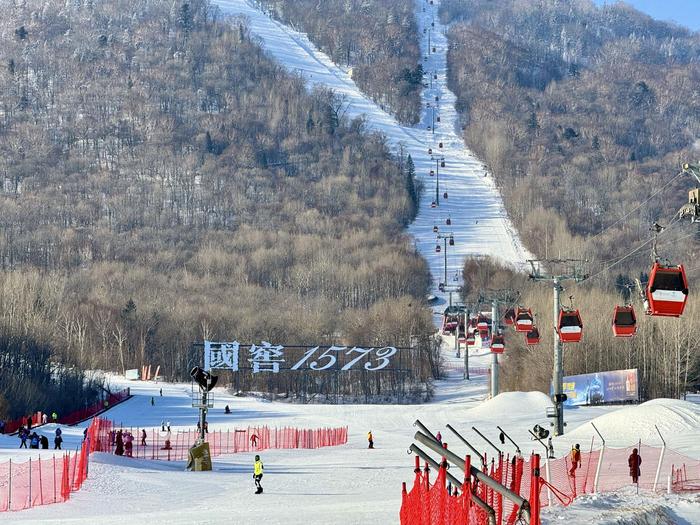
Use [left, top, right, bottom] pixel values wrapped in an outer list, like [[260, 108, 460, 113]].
[[568, 442, 642, 484], [16, 426, 63, 449]]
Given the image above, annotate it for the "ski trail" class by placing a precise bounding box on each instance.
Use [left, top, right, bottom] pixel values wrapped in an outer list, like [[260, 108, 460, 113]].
[[213, 0, 534, 321]]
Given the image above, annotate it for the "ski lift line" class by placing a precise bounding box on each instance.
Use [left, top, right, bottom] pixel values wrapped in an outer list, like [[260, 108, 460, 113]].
[[595, 213, 682, 265], [581, 210, 687, 285], [580, 236, 655, 285], [585, 169, 685, 245]]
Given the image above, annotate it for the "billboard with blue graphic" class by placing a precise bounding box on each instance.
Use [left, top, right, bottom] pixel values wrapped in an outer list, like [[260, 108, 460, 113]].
[[557, 369, 639, 406]]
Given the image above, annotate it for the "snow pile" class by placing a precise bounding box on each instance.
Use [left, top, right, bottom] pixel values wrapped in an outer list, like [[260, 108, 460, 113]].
[[543, 488, 700, 525], [466, 391, 553, 420], [566, 398, 700, 447]]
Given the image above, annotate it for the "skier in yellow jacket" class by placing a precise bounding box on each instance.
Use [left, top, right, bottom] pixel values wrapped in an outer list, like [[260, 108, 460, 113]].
[[253, 455, 264, 494]]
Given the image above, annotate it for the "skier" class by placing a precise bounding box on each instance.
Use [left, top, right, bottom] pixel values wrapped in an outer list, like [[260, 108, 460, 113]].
[[367, 430, 374, 449], [628, 448, 642, 484], [568, 444, 581, 477], [51, 411, 58, 423], [151, 397, 155, 406], [159, 388, 163, 397], [42, 413, 48, 425], [250, 433, 259, 448], [141, 429, 147, 447], [19, 428, 28, 448], [40, 434, 49, 449], [253, 455, 264, 494], [54, 428, 63, 449], [30, 431, 40, 449], [225, 405, 231, 414]]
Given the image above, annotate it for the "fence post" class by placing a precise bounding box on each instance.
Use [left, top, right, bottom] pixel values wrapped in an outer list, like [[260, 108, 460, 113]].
[[653, 425, 666, 492], [530, 454, 541, 525], [38, 455, 44, 505], [28, 457, 32, 508], [8, 459, 11, 510], [53, 455, 57, 503], [591, 422, 605, 494]]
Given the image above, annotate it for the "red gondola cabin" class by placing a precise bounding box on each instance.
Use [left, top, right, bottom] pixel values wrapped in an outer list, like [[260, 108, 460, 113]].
[[525, 327, 540, 345], [476, 314, 489, 331], [645, 263, 689, 317], [514, 307, 534, 333], [612, 306, 637, 337], [491, 335, 505, 353], [466, 332, 475, 346], [558, 309, 583, 343]]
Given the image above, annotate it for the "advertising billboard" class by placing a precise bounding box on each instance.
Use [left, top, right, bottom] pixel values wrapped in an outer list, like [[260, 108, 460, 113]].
[[558, 369, 639, 406]]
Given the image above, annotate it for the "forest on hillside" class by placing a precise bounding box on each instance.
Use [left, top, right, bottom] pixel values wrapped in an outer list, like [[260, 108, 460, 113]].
[[441, 0, 700, 278], [257, 0, 422, 125], [0, 0, 438, 418], [461, 257, 699, 399], [444, 0, 700, 397]]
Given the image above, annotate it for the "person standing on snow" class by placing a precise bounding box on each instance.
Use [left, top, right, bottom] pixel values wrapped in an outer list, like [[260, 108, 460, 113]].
[[628, 448, 642, 484], [568, 444, 581, 477], [436, 431, 442, 445], [54, 428, 63, 449], [253, 455, 264, 494], [19, 428, 28, 448], [367, 431, 374, 449], [141, 429, 147, 447]]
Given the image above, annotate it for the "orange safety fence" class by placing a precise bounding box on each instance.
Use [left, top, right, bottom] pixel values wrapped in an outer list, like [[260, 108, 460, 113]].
[[399, 453, 542, 525], [0, 425, 94, 512], [1, 389, 130, 435], [2, 416, 347, 512], [100, 423, 349, 461], [400, 441, 700, 525]]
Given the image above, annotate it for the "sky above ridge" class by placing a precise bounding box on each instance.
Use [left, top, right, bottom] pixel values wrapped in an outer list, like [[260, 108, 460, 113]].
[[595, 0, 700, 32]]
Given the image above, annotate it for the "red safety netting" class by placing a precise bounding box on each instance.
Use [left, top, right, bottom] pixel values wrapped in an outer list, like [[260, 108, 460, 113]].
[[400, 440, 700, 525], [2, 412, 43, 435], [98, 423, 349, 461], [2, 416, 347, 513], [0, 426, 93, 512], [58, 389, 131, 426], [399, 454, 542, 525]]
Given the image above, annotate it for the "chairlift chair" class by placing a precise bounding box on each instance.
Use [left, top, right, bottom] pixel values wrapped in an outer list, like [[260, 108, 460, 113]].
[[443, 192, 449, 199], [645, 262, 688, 317], [612, 306, 637, 337], [438, 141, 443, 148], [557, 309, 583, 343], [428, 148, 432, 155], [525, 327, 540, 345], [514, 307, 534, 333], [446, 217, 451, 225]]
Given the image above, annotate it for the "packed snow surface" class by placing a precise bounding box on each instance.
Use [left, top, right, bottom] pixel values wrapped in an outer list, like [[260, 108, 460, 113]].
[[212, 0, 533, 318], [1, 2, 698, 524]]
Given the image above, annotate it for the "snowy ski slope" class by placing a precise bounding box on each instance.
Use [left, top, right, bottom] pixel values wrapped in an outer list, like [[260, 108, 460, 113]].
[[2, 4, 698, 525], [213, 0, 533, 315]]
